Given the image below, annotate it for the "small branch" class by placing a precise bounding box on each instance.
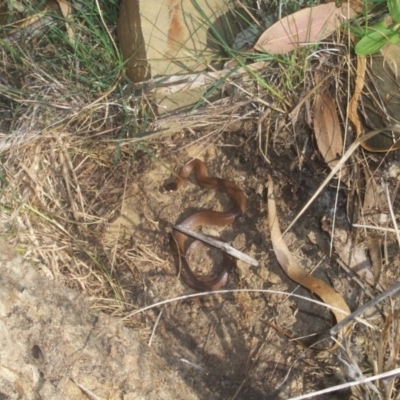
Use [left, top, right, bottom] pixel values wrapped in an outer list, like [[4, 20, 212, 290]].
[[172, 225, 258, 267], [329, 281, 400, 336]]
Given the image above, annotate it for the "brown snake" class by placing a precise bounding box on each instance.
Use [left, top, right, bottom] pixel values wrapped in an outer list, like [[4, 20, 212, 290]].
[[165, 159, 246, 291]]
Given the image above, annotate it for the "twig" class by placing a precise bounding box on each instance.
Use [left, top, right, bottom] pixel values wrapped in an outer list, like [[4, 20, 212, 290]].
[[282, 126, 400, 237], [172, 224, 259, 266], [288, 368, 400, 400], [329, 281, 400, 336]]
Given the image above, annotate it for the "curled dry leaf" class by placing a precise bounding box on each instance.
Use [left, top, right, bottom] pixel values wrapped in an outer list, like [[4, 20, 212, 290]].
[[348, 52, 400, 152], [254, 3, 357, 55], [347, 54, 365, 141], [313, 83, 346, 179], [267, 176, 351, 337]]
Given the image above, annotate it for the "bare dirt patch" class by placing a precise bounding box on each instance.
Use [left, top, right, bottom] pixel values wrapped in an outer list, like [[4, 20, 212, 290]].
[[93, 122, 387, 399]]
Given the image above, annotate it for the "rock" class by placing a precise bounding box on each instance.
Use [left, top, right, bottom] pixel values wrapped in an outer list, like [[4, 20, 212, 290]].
[[0, 239, 197, 400]]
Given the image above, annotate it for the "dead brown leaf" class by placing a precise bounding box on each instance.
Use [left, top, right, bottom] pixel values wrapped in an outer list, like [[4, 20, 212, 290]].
[[313, 83, 345, 177], [267, 176, 351, 338], [348, 53, 400, 152], [347, 54, 366, 141], [254, 3, 357, 55]]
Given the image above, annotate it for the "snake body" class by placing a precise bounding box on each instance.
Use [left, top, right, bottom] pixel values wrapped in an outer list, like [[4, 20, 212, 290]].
[[166, 159, 246, 291]]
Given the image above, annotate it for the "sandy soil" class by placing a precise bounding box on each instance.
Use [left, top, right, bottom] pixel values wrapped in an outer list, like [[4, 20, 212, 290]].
[[95, 122, 397, 399]]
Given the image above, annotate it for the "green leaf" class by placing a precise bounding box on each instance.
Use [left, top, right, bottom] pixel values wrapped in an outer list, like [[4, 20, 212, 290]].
[[352, 26, 366, 38], [355, 23, 398, 55], [388, 0, 400, 23], [353, 20, 389, 38], [389, 33, 400, 44]]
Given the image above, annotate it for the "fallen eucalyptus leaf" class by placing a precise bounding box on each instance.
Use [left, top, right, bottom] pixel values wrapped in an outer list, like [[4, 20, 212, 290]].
[[267, 176, 351, 339], [254, 3, 356, 55], [313, 83, 345, 178]]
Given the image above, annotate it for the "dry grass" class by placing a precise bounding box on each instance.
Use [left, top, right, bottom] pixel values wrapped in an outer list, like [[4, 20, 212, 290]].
[[1, 0, 400, 399]]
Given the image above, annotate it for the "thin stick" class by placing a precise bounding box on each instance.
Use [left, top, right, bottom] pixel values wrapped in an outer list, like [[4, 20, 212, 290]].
[[172, 225, 259, 267], [288, 367, 400, 400], [329, 281, 400, 336], [148, 309, 163, 347], [282, 126, 400, 236]]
